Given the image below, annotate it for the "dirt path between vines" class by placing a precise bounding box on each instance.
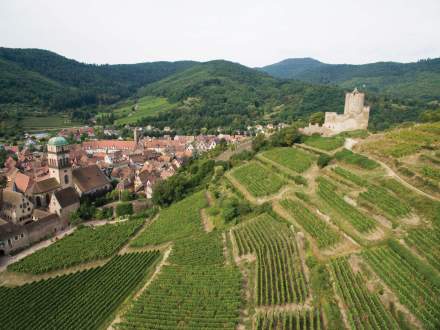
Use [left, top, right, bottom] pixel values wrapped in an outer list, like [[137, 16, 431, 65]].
[[200, 208, 214, 232], [370, 156, 440, 202], [108, 245, 172, 330]]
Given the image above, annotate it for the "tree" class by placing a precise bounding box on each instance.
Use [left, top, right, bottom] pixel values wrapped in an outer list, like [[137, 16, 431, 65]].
[[116, 202, 133, 217], [252, 133, 267, 152], [309, 112, 325, 125], [317, 154, 332, 168]]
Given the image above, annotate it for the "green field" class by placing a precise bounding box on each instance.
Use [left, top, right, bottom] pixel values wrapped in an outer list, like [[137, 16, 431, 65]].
[[255, 310, 323, 330], [329, 257, 399, 329], [361, 122, 440, 158], [0, 251, 159, 329], [262, 147, 315, 173], [232, 213, 309, 305], [22, 114, 82, 131], [118, 191, 242, 329], [112, 96, 176, 125], [231, 162, 286, 197], [279, 198, 341, 249], [363, 243, 440, 329], [130, 191, 206, 247], [8, 219, 144, 274], [303, 135, 345, 151], [317, 177, 377, 233], [334, 149, 379, 170]]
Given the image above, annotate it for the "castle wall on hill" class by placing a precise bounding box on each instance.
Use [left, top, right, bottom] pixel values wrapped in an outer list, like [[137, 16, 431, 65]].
[[300, 88, 369, 137]]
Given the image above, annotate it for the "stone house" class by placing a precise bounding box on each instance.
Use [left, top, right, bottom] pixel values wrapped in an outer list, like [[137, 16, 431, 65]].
[[0, 190, 33, 225], [49, 187, 80, 220], [72, 165, 112, 197]]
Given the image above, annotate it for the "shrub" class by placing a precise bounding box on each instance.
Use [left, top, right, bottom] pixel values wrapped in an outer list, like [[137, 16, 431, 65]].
[[116, 202, 133, 217], [317, 154, 332, 168]]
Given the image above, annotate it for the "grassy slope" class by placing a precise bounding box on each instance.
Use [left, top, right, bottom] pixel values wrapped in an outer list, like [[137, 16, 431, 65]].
[[113, 96, 177, 125]]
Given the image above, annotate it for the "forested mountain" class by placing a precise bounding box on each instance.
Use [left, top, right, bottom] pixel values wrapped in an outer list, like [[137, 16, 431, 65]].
[[136, 60, 431, 133], [260, 57, 440, 101], [136, 60, 345, 134], [0, 47, 196, 112], [257, 58, 325, 79], [0, 48, 437, 140], [0, 48, 194, 110]]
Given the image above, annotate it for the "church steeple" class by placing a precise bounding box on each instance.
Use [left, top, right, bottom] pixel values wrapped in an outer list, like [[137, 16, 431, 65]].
[[47, 137, 72, 188]]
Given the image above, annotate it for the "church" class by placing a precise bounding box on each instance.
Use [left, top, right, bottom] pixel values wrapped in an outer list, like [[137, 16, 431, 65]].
[[0, 136, 111, 255]]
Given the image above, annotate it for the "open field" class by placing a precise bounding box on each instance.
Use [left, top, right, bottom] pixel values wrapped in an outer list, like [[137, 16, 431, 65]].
[[279, 198, 341, 249], [113, 96, 176, 125], [303, 135, 345, 151], [118, 197, 242, 329], [262, 147, 315, 173], [329, 257, 399, 329], [231, 162, 286, 197], [232, 213, 309, 305], [21, 114, 82, 131], [130, 191, 206, 247], [0, 251, 159, 329], [8, 219, 144, 274], [363, 242, 440, 329], [359, 122, 440, 158]]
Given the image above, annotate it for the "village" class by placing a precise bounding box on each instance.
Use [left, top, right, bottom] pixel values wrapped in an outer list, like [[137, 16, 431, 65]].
[[0, 127, 252, 256]]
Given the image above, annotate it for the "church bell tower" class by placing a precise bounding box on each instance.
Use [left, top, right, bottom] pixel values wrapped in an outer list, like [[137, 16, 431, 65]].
[[47, 136, 72, 189]]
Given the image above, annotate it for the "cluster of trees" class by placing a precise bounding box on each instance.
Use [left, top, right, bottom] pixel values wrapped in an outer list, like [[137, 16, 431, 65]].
[[152, 158, 218, 207]]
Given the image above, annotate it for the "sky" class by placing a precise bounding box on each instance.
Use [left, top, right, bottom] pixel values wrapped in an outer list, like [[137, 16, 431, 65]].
[[1, 0, 439, 67]]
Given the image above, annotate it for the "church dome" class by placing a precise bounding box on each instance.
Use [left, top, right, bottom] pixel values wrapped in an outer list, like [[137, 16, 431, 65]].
[[47, 136, 68, 147]]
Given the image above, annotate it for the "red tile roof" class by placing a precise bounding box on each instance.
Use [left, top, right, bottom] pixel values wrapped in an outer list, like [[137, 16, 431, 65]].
[[82, 140, 137, 151]]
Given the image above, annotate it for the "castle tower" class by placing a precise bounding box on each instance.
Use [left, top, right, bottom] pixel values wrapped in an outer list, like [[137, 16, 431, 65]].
[[47, 136, 72, 188], [344, 88, 365, 115], [134, 128, 139, 144]]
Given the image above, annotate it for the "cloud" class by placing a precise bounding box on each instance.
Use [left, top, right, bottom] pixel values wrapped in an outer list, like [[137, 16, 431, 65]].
[[1, 0, 439, 66]]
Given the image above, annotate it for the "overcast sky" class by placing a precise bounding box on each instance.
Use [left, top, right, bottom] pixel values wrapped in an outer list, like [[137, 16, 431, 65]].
[[1, 0, 439, 67]]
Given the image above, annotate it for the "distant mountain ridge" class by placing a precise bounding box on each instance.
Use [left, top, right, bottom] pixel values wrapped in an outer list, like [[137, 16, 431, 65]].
[[0, 47, 197, 110], [260, 57, 440, 100], [0, 48, 437, 140], [257, 57, 326, 79]]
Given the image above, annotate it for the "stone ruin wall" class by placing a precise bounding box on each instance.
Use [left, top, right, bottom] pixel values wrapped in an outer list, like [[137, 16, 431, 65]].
[[300, 89, 370, 137]]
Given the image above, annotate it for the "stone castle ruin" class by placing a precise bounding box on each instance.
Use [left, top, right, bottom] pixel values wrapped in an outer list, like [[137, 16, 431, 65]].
[[300, 88, 370, 137]]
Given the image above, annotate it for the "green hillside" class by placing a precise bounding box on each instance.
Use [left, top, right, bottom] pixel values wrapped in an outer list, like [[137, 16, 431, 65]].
[[128, 60, 431, 133], [0, 47, 196, 139], [260, 57, 440, 101]]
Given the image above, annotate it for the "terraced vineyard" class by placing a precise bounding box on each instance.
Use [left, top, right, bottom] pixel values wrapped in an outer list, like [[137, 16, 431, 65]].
[[363, 244, 440, 329], [405, 227, 440, 272], [359, 185, 411, 219], [0, 251, 159, 330], [130, 191, 206, 247], [255, 309, 323, 330], [231, 162, 286, 197], [303, 134, 345, 151], [334, 149, 379, 170], [262, 147, 315, 173], [232, 213, 309, 305], [317, 177, 377, 233], [329, 257, 399, 329], [8, 219, 144, 274], [279, 199, 341, 249], [332, 166, 367, 186], [118, 225, 242, 329]]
